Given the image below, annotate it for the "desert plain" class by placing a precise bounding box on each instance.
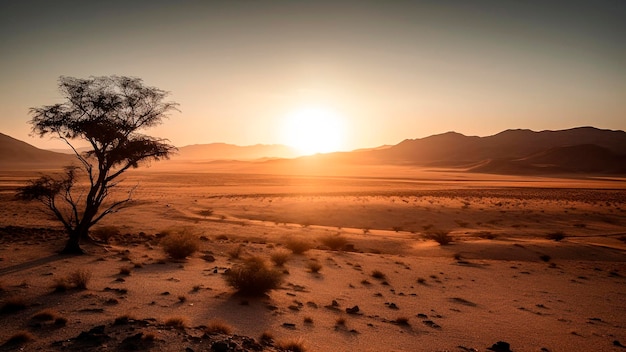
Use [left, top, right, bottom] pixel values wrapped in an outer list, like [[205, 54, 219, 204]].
[[0, 163, 625, 352]]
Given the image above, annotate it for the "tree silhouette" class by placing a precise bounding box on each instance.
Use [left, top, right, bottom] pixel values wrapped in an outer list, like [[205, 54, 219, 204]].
[[17, 76, 178, 254]]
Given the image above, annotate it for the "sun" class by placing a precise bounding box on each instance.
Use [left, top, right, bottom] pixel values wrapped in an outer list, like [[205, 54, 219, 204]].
[[282, 105, 345, 155]]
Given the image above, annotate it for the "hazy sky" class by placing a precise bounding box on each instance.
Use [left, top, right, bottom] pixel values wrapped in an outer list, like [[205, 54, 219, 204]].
[[1, 0, 624, 152]]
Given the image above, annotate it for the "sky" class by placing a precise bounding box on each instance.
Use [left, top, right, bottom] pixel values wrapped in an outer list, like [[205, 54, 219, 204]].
[[1, 0, 625, 153]]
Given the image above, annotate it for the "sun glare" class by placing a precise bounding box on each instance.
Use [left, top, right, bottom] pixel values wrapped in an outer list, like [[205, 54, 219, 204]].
[[282, 106, 345, 155]]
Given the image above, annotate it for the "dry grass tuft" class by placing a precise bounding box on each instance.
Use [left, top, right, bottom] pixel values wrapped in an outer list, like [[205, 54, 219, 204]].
[[270, 249, 291, 266], [205, 319, 233, 335], [91, 226, 120, 243], [320, 234, 349, 250], [68, 269, 92, 290], [224, 257, 283, 296], [119, 266, 132, 276], [259, 331, 274, 344], [425, 230, 453, 245], [306, 261, 323, 273], [371, 270, 386, 280], [276, 337, 307, 352], [164, 316, 188, 329], [284, 238, 312, 254], [160, 229, 200, 260]]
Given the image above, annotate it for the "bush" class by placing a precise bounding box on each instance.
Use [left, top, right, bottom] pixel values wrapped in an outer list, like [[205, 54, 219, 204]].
[[425, 230, 453, 245], [205, 319, 233, 335], [371, 270, 386, 280], [160, 229, 200, 259], [306, 261, 322, 273], [270, 249, 291, 266], [320, 234, 349, 250], [68, 269, 92, 290], [284, 238, 312, 254], [164, 316, 188, 329], [224, 257, 283, 296], [91, 226, 120, 243], [276, 337, 307, 352]]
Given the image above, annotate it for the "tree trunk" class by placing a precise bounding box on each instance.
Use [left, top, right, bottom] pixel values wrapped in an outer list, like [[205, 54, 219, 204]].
[[61, 231, 84, 255]]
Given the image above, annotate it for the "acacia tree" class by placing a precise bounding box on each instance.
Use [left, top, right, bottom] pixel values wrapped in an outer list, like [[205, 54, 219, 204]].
[[17, 76, 178, 254]]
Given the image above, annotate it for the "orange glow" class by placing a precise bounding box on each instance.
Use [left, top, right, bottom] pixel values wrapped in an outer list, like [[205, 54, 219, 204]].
[[282, 105, 346, 155]]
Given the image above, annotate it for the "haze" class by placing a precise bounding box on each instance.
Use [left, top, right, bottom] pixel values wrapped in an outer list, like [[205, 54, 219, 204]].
[[1, 0, 625, 153]]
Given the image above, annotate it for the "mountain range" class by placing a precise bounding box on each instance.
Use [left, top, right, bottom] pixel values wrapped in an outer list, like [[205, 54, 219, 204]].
[[1, 127, 625, 175]]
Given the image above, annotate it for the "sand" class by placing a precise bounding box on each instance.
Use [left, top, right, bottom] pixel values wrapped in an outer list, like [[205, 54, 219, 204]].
[[0, 166, 625, 351]]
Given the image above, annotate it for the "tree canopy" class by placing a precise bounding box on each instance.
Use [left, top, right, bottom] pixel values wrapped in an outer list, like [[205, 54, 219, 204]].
[[18, 76, 178, 254]]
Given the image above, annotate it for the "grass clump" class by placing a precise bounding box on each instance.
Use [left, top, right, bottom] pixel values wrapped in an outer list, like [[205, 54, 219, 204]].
[[224, 257, 283, 296], [164, 316, 188, 329], [68, 269, 92, 290], [320, 234, 349, 251], [160, 229, 200, 260], [91, 226, 120, 243], [276, 337, 307, 352], [205, 319, 233, 335], [371, 270, 386, 280], [270, 249, 291, 266], [306, 261, 322, 273], [425, 230, 453, 245], [284, 238, 312, 254]]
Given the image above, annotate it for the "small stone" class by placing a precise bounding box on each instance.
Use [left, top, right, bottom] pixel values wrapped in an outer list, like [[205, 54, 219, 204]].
[[346, 305, 360, 314]]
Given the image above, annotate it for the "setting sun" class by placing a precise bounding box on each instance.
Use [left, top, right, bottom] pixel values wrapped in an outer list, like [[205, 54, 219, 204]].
[[282, 105, 346, 155]]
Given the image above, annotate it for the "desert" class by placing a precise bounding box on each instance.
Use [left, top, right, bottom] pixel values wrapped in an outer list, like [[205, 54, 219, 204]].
[[1, 162, 625, 351]]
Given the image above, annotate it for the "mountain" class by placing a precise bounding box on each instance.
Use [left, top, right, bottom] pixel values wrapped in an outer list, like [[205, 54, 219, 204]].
[[0, 132, 74, 169], [174, 143, 299, 161]]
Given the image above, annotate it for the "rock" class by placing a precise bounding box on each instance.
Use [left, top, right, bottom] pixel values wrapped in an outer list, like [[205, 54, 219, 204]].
[[487, 341, 512, 352], [211, 341, 229, 352], [346, 305, 360, 314]]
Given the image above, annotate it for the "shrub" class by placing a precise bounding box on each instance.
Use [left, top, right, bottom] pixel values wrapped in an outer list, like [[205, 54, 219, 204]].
[[160, 229, 200, 259], [425, 230, 453, 245], [270, 249, 291, 266], [119, 266, 132, 276], [205, 319, 233, 335], [284, 238, 312, 254], [91, 226, 120, 243], [320, 234, 348, 250], [276, 338, 307, 352], [164, 316, 188, 329], [68, 269, 92, 290], [259, 331, 274, 344], [371, 270, 386, 280], [224, 257, 283, 296], [306, 261, 322, 273]]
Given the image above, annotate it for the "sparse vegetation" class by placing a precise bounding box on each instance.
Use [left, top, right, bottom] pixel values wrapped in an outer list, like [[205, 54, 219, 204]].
[[306, 261, 323, 273], [259, 331, 274, 344], [164, 316, 188, 329], [68, 269, 92, 290], [276, 338, 307, 352], [160, 229, 200, 259], [224, 257, 283, 296], [270, 249, 291, 266], [205, 319, 233, 335], [119, 266, 132, 276], [371, 270, 386, 280], [320, 234, 349, 250], [284, 238, 312, 254], [91, 225, 121, 243], [425, 230, 453, 245]]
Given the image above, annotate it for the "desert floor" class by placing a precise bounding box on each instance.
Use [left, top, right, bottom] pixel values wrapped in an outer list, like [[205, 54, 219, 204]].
[[0, 166, 625, 351]]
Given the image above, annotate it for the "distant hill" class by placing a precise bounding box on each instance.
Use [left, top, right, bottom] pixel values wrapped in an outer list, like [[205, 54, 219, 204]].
[[0, 132, 74, 169], [174, 143, 299, 161], [295, 126, 626, 175]]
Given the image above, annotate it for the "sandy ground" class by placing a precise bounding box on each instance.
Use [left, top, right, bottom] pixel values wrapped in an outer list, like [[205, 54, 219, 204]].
[[0, 167, 625, 351]]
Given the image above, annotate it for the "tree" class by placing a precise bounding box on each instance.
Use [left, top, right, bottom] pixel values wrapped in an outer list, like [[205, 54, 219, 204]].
[[17, 76, 178, 254]]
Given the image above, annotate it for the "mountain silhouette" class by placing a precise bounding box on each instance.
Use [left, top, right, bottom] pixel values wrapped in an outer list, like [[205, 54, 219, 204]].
[[0, 132, 73, 168]]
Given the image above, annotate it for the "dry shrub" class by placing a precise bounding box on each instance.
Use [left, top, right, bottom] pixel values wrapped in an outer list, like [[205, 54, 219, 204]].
[[284, 238, 312, 254], [320, 234, 348, 251], [164, 316, 188, 329], [371, 270, 386, 280], [160, 229, 200, 260], [276, 337, 306, 352], [259, 331, 274, 344], [224, 257, 283, 296], [3, 331, 35, 346], [205, 319, 233, 335], [425, 230, 453, 245], [306, 261, 322, 273], [91, 226, 120, 243], [270, 249, 291, 266], [68, 269, 92, 290], [0, 296, 27, 314]]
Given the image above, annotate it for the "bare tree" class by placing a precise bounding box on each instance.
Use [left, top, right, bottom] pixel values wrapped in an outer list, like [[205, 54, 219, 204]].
[[17, 76, 178, 254]]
